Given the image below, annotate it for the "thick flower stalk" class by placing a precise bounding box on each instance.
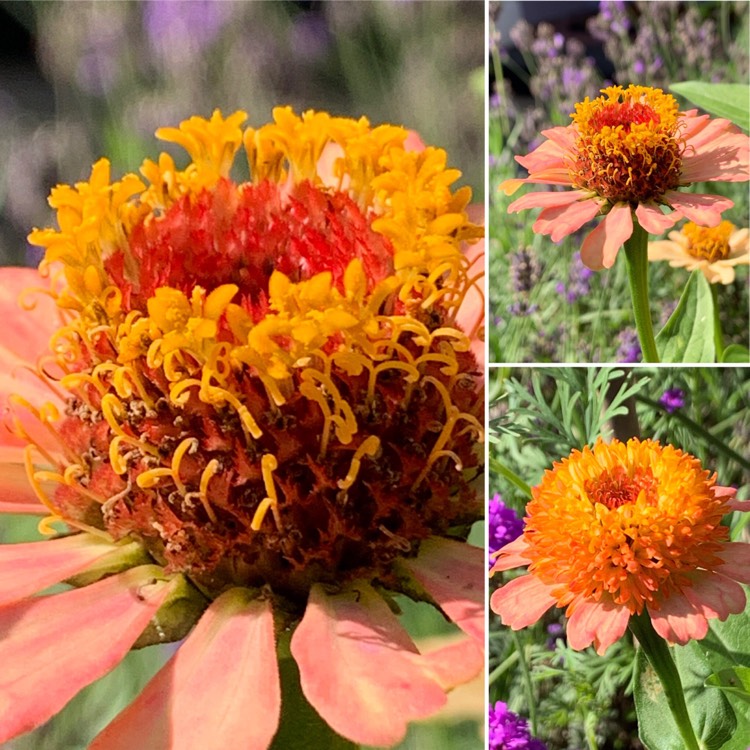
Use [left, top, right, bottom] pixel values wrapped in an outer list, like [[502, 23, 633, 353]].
[[0, 108, 484, 748], [491, 438, 750, 655], [500, 85, 750, 271]]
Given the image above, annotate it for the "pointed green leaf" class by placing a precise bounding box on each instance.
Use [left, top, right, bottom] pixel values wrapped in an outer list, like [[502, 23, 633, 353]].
[[655, 270, 715, 363], [670, 82, 750, 131]]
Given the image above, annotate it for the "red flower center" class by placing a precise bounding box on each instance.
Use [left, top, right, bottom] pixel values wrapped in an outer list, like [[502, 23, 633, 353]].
[[585, 466, 657, 510], [588, 102, 660, 133]]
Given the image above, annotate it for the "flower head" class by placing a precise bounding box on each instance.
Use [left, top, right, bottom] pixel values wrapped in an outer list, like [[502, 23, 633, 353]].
[[0, 108, 484, 747], [488, 701, 548, 750], [500, 85, 750, 270], [491, 438, 750, 655], [648, 220, 749, 284]]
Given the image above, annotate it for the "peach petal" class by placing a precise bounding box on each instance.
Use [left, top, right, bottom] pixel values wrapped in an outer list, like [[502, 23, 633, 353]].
[[515, 138, 567, 173], [580, 203, 633, 270], [681, 133, 750, 183], [291, 581, 447, 747], [408, 635, 483, 691], [400, 537, 484, 643], [534, 198, 602, 242], [566, 598, 631, 655], [635, 203, 679, 235], [0, 533, 125, 607], [714, 485, 738, 503], [0, 445, 45, 513], [502, 171, 574, 195], [648, 594, 709, 645], [665, 191, 734, 226], [490, 574, 557, 629], [716, 542, 750, 584], [90, 592, 280, 750], [508, 190, 584, 213], [539, 125, 578, 154], [457, 230, 485, 369], [682, 115, 744, 152], [678, 110, 712, 142], [0, 565, 177, 743], [682, 572, 747, 620], [0, 267, 58, 364], [489, 535, 532, 574]]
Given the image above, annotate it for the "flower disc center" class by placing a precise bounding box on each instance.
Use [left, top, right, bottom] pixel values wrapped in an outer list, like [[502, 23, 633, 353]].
[[570, 85, 683, 205], [683, 220, 734, 262], [585, 466, 656, 509]]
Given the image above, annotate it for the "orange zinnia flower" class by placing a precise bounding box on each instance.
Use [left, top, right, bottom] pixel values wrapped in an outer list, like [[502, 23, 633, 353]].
[[0, 109, 484, 747], [491, 438, 750, 655], [500, 85, 750, 270]]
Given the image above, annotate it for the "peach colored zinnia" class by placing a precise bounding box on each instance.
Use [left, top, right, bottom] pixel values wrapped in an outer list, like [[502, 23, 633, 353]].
[[648, 220, 750, 284], [491, 438, 750, 655], [0, 108, 484, 748], [500, 85, 750, 270]]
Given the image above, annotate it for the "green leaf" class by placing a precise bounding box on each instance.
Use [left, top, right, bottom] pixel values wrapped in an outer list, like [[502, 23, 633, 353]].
[[706, 667, 750, 705], [695, 613, 750, 749], [670, 82, 750, 132], [635, 640, 737, 750], [655, 270, 715, 363], [720, 344, 750, 364]]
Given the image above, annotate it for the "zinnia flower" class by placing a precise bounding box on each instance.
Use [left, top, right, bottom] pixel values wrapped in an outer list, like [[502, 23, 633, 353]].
[[500, 85, 750, 270], [0, 108, 485, 747], [648, 220, 750, 284], [491, 438, 750, 655], [488, 701, 547, 750]]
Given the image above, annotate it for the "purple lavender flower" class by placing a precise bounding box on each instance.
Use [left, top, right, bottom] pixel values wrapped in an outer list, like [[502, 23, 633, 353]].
[[616, 328, 641, 363], [143, 1, 232, 61], [557, 251, 593, 304], [658, 388, 685, 413], [489, 702, 547, 750], [488, 494, 524, 568], [510, 248, 541, 294]]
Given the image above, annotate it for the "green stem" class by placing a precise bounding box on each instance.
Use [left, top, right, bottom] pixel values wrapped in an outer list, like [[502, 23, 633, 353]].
[[271, 652, 358, 750], [629, 613, 701, 750], [623, 219, 660, 363], [510, 629, 538, 736], [489, 457, 532, 498], [710, 284, 725, 361]]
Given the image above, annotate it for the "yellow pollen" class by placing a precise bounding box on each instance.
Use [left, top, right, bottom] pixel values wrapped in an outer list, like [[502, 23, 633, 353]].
[[683, 221, 735, 262], [197, 459, 220, 525], [251, 454, 281, 531], [338, 436, 381, 491]]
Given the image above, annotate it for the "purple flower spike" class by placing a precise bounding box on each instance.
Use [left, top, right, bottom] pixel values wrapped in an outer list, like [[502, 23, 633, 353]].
[[489, 702, 548, 750]]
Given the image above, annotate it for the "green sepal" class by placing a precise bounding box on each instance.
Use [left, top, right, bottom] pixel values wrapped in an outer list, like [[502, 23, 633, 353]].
[[132, 574, 209, 648], [271, 631, 358, 750], [64, 539, 153, 587]]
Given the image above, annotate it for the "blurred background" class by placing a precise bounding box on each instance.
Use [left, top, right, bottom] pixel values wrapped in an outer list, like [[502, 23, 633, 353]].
[[0, 0, 484, 267], [0, 2, 485, 749]]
